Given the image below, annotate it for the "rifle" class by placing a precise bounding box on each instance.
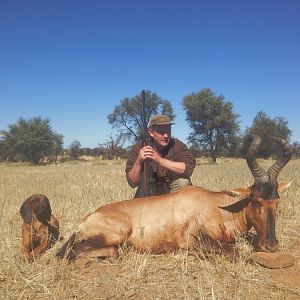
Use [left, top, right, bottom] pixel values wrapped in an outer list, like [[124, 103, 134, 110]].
[[138, 90, 153, 197]]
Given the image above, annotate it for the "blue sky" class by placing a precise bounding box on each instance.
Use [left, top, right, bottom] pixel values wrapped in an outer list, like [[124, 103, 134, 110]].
[[1, 0, 299, 148]]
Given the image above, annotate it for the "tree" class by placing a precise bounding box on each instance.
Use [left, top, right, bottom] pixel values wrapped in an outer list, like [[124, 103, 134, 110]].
[[0, 117, 60, 164], [242, 111, 293, 158], [98, 133, 126, 160], [68, 140, 81, 160], [183, 88, 240, 163], [292, 142, 300, 158], [50, 133, 64, 164], [226, 134, 243, 158], [108, 90, 175, 143], [0, 137, 4, 161]]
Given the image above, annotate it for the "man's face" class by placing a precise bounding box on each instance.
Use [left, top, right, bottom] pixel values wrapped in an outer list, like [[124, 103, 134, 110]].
[[149, 125, 171, 149]]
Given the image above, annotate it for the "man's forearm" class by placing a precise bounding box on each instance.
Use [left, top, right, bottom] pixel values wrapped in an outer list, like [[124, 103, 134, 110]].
[[157, 157, 186, 175], [127, 159, 143, 186]]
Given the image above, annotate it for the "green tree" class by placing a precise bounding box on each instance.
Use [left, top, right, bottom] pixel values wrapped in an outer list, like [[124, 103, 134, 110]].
[[242, 111, 292, 158], [292, 142, 300, 158], [0, 117, 60, 164], [0, 137, 4, 161], [108, 90, 175, 143], [227, 134, 244, 158], [183, 88, 240, 163], [68, 140, 81, 160], [50, 133, 64, 164]]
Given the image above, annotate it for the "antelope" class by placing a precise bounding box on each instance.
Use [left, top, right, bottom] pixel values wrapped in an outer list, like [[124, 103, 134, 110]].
[[56, 135, 293, 262]]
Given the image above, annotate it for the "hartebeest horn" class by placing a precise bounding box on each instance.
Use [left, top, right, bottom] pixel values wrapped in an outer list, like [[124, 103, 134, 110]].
[[246, 134, 269, 183], [267, 137, 293, 180]]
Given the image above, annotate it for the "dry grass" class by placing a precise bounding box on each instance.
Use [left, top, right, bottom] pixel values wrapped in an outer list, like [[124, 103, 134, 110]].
[[0, 158, 299, 299]]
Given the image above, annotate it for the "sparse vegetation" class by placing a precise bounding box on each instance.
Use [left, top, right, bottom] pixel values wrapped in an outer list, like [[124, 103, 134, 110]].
[[0, 159, 299, 299]]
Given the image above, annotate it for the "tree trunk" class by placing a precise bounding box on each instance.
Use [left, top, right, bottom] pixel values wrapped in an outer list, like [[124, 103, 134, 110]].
[[210, 152, 217, 164]]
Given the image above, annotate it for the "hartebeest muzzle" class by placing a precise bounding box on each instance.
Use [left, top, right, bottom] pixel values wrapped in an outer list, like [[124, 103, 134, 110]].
[[256, 204, 279, 252]]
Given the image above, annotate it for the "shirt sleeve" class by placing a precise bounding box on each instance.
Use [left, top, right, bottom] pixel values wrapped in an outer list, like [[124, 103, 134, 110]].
[[125, 143, 141, 188], [174, 139, 196, 178]]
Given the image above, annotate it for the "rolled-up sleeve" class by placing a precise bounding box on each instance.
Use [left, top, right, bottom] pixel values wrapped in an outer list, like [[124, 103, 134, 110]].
[[125, 144, 141, 188], [175, 140, 196, 178]]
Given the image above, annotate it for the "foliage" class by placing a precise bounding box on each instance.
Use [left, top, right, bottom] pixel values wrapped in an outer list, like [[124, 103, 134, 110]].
[[292, 142, 300, 158], [49, 133, 64, 164], [108, 90, 175, 143], [68, 140, 82, 160], [81, 147, 93, 156], [0, 117, 62, 164], [0, 135, 4, 161], [242, 111, 293, 158], [183, 88, 240, 163], [98, 133, 127, 160], [189, 134, 243, 159], [225, 134, 244, 158]]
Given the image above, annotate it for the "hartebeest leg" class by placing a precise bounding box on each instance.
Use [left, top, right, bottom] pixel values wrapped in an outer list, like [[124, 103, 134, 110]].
[[195, 234, 240, 261]]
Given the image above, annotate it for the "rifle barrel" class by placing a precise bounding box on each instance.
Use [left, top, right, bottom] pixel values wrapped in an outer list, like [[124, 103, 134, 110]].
[[141, 90, 152, 197]]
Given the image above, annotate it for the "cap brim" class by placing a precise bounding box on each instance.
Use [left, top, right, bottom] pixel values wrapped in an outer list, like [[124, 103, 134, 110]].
[[151, 122, 175, 126]]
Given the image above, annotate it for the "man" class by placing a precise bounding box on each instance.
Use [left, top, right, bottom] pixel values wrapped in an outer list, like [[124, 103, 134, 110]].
[[126, 115, 196, 197]]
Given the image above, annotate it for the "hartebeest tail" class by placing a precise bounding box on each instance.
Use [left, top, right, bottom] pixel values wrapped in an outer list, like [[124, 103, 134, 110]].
[[56, 135, 293, 262], [56, 232, 78, 261]]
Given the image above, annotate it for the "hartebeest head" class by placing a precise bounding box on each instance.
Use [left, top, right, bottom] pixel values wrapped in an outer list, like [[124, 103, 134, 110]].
[[245, 134, 293, 252]]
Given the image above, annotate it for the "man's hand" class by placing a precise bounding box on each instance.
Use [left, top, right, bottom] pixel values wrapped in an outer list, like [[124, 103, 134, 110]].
[[139, 145, 161, 164], [129, 144, 186, 187], [142, 145, 186, 175]]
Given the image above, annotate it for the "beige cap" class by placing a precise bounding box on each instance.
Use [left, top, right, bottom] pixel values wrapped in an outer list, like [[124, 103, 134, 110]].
[[148, 115, 174, 128]]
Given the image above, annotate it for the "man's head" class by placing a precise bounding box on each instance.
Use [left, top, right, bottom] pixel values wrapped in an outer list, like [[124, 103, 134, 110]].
[[148, 115, 174, 149]]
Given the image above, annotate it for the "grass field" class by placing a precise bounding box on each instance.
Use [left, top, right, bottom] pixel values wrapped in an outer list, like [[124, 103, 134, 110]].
[[0, 158, 299, 299]]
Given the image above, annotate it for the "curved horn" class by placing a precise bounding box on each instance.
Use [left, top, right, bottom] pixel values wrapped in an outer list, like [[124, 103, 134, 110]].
[[267, 137, 293, 180], [246, 134, 269, 183]]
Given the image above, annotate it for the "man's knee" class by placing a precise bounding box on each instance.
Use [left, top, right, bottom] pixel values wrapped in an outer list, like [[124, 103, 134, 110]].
[[169, 178, 192, 192]]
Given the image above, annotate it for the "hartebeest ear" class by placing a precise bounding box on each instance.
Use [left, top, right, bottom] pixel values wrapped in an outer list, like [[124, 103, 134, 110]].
[[278, 179, 294, 193], [218, 198, 250, 213], [222, 187, 251, 198], [222, 190, 242, 197], [19, 197, 33, 223]]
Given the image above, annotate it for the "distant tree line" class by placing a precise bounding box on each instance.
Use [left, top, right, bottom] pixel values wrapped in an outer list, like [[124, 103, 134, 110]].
[[1, 88, 299, 164]]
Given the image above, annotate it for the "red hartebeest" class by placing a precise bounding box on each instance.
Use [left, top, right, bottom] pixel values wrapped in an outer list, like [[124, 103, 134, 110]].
[[56, 135, 293, 262]]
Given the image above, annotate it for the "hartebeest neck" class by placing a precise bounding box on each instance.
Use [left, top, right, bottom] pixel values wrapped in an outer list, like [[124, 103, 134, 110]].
[[217, 195, 251, 242]]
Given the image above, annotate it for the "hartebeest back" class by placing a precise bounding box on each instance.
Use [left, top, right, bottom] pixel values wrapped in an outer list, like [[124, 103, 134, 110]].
[[57, 135, 293, 262]]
